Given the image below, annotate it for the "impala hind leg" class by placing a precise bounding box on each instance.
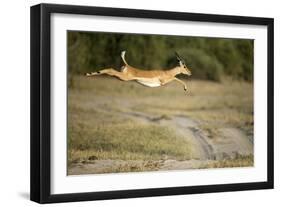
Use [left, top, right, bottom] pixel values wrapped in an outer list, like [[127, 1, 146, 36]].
[[85, 68, 112, 76], [85, 68, 130, 81]]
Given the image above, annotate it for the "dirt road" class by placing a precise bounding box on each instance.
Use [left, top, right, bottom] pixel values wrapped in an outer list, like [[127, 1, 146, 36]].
[[121, 110, 252, 168]]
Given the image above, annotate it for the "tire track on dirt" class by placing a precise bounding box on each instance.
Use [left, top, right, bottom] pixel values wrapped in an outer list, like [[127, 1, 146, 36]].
[[119, 111, 215, 160], [169, 116, 215, 160]]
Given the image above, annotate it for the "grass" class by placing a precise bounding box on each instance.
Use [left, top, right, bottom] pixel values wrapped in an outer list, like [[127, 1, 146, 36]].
[[98, 161, 164, 174], [67, 75, 253, 173], [199, 154, 254, 169], [68, 122, 193, 163]]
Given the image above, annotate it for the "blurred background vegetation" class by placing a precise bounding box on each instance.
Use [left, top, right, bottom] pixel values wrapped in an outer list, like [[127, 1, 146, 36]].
[[67, 31, 253, 82]]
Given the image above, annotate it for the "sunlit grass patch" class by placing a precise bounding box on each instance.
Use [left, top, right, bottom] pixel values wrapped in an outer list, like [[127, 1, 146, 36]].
[[68, 121, 193, 164]]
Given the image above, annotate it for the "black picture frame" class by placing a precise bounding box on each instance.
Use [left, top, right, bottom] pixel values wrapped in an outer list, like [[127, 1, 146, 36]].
[[30, 3, 274, 204]]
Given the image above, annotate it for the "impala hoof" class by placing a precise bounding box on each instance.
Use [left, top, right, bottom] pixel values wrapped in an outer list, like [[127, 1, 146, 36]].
[[85, 72, 100, 77]]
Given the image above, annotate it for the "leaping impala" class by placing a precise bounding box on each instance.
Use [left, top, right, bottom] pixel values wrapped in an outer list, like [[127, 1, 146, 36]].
[[86, 51, 192, 92]]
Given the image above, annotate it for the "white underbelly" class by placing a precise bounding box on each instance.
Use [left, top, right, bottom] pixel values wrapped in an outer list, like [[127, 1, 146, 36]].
[[136, 78, 161, 87]]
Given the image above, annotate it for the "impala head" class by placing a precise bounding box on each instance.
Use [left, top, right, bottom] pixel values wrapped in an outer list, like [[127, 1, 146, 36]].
[[175, 52, 192, 76]]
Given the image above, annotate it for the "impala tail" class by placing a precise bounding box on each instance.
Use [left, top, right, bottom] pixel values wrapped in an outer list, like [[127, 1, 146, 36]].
[[121, 51, 129, 65]]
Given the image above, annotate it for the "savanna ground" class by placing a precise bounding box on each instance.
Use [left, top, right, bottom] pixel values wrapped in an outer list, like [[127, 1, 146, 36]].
[[67, 75, 253, 175]]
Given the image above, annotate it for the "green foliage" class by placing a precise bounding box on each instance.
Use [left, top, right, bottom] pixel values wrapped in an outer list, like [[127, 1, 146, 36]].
[[205, 38, 253, 81], [67, 32, 253, 82]]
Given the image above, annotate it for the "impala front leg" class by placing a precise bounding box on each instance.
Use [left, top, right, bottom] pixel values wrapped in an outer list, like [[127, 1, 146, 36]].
[[174, 77, 188, 91]]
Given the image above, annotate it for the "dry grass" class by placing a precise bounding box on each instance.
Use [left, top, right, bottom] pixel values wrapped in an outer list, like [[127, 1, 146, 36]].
[[68, 77, 196, 164], [68, 75, 253, 172], [101, 161, 164, 173], [199, 154, 254, 169]]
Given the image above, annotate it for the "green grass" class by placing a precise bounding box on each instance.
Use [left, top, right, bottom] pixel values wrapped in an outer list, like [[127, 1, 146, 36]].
[[68, 121, 193, 163]]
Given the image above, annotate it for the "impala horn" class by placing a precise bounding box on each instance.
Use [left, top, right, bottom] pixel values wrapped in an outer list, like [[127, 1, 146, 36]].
[[175, 52, 185, 64]]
